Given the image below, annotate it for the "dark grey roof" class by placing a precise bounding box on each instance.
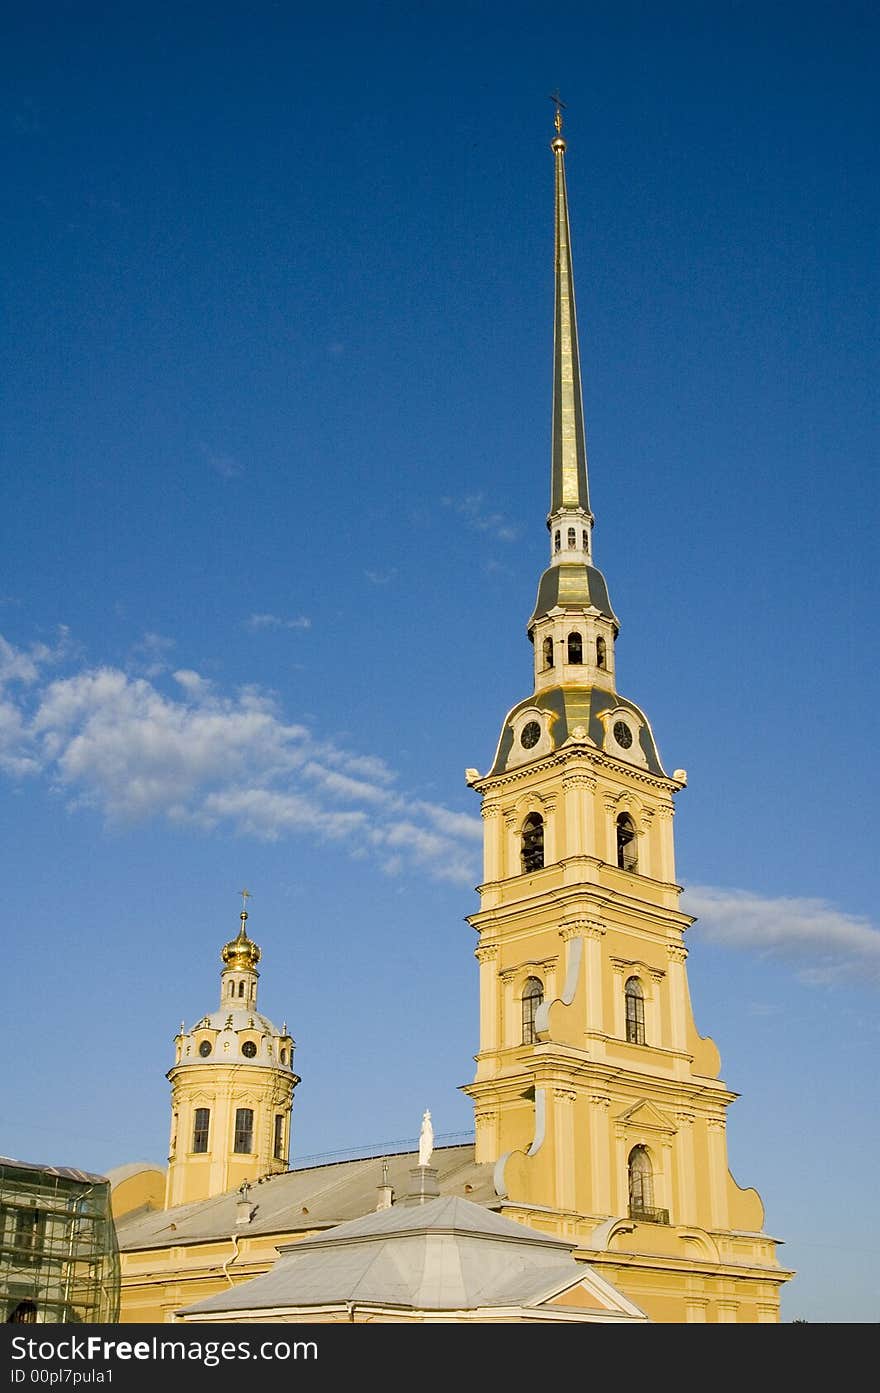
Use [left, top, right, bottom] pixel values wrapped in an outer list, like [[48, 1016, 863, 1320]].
[[529, 563, 618, 630], [178, 1194, 648, 1320], [0, 1155, 109, 1186], [115, 1145, 495, 1251], [276, 1194, 572, 1254], [490, 686, 665, 777]]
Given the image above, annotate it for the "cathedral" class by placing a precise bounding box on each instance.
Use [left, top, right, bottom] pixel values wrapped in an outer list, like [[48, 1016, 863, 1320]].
[[110, 117, 794, 1323]]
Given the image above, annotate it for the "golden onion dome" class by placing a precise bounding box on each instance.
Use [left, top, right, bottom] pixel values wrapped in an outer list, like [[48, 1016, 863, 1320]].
[[221, 911, 261, 972]]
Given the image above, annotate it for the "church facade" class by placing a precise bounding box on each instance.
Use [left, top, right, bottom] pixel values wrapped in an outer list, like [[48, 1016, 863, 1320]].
[[113, 120, 793, 1323]]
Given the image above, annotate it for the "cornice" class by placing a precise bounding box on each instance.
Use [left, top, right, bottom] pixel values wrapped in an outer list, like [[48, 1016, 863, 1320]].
[[470, 746, 682, 798]]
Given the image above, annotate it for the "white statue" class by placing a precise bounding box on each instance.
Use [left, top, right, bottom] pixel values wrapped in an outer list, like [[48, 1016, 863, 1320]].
[[418, 1108, 434, 1167]]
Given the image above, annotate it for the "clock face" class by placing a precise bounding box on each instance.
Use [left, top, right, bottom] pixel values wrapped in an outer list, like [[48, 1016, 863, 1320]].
[[520, 720, 541, 749], [613, 720, 633, 750], [198, 1040, 212, 1057]]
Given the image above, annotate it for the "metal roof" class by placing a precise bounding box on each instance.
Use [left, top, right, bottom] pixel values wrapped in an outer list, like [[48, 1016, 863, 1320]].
[[178, 1194, 648, 1320], [115, 1144, 496, 1251]]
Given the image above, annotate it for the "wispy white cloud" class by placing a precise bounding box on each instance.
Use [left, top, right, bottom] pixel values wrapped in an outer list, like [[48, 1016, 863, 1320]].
[[441, 492, 520, 543], [246, 613, 312, 631], [682, 885, 880, 986], [364, 568, 397, 586], [199, 441, 242, 479], [128, 631, 175, 677], [0, 632, 480, 886]]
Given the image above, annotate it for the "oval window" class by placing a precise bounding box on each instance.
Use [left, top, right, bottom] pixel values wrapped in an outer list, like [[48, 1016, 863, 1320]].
[[198, 1040, 212, 1058], [613, 720, 633, 749]]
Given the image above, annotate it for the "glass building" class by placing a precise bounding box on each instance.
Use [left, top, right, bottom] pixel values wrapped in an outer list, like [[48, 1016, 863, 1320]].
[[1, 1157, 120, 1323]]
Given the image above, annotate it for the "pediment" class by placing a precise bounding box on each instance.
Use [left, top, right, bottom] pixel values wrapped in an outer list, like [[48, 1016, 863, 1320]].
[[535, 1269, 648, 1321], [614, 1098, 677, 1134]]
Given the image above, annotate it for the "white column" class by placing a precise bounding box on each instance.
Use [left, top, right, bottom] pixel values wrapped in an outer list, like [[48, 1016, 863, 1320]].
[[647, 969, 664, 1049], [499, 970, 517, 1048], [656, 802, 675, 883], [481, 802, 501, 882], [475, 945, 499, 1056], [707, 1117, 730, 1228], [553, 1089, 577, 1211], [674, 1111, 697, 1226], [611, 963, 626, 1038], [562, 771, 595, 859], [544, 795, 558, 864], [667, 943, 689, 1052], [588, 1094, 612, 1214], [638, 807, 655, 879], [584, 922, 605, 1034], [474, 1109, 498, 1165]]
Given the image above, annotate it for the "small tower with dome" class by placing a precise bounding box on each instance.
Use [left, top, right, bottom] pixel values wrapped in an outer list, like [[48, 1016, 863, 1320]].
[[164, 894, 300, 1208]]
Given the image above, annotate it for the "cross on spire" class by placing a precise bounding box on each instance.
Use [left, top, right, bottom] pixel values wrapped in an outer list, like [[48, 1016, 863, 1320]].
[[549, 91, 566, 134]]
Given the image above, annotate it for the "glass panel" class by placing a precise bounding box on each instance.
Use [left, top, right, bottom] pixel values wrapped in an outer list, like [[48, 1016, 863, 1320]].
[[234, 1108, 254, 1154]]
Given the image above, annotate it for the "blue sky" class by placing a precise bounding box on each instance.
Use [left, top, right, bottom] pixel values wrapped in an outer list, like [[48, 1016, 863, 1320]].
[[1, 2, 877, 1322]]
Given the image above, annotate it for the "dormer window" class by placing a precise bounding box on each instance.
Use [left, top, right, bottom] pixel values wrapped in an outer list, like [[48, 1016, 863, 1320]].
[[567, 631, 582, 664], [521, 813, 545, 873]]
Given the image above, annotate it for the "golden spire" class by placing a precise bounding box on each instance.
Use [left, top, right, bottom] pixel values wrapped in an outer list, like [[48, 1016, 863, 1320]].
[[221, 890, 261, 972], [549, 103, 591, 519]]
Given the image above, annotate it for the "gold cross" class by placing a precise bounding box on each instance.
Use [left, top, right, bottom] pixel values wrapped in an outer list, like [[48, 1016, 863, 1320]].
[[549, 91, 566, 134], [239, 888, 252, 913]]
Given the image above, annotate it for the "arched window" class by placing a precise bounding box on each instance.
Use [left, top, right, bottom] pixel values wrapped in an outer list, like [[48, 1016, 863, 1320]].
[[596, 635, 606, 669], [567, 526, 576, 549], [521, 976, 544, 1044], [617, 813, 638, 872], [554, 530, 561, 554], [234, 1107, 254, 1154], [192, 1107, 210, 1153], [238, 981, 245, 998], [542, 636, 554, 669], [628, 1145, 654, 1215], [625, 976, 646, 1044], [567, 631, 583, 664], [229, 982, 235, 997], [583, 529, 589, 551], [521, 813, 545, 873]]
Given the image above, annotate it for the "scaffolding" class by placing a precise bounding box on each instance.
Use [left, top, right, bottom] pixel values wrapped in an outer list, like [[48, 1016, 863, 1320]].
[[0, 1157, 120, 1323]]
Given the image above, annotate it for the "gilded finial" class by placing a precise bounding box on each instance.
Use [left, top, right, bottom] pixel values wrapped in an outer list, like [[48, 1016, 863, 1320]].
[[549, 91, 565, 136], [222, 890, 261, 971]]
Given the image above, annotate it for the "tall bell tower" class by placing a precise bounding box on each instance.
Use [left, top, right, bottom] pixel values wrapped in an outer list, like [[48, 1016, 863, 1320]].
[[461, 112, 793, 1322]]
